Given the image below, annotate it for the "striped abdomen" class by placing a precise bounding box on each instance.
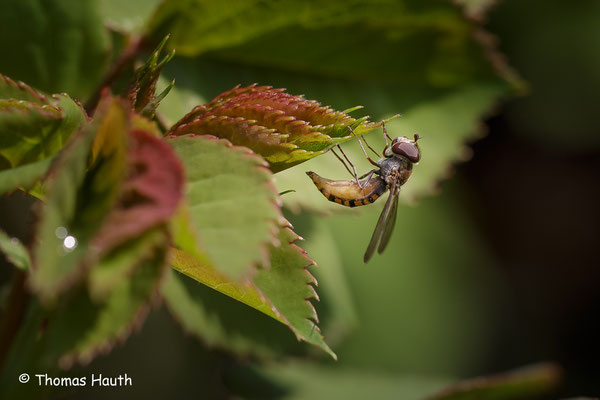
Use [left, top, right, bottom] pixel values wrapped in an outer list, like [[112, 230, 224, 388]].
[[306, 171, 387, 207]]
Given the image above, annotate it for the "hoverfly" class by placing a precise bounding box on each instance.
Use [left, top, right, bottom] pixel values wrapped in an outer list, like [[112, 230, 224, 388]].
[[306, 122, 420, 263]]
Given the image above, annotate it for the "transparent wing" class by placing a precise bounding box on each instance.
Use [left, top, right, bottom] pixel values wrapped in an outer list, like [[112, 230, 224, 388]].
[[363, 179, 397, 263], [377, 190, 399, 254]]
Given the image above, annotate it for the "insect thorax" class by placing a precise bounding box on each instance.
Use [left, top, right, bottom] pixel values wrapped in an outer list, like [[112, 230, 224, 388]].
[[378, 156, 413, 187]]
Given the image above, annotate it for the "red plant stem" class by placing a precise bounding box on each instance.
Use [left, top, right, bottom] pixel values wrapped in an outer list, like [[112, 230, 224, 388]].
[[84, 35, 146, 114], [0, 269, 30, 372]]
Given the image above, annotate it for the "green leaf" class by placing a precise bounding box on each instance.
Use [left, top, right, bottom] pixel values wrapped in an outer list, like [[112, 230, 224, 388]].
[[148, 0, 315, 56], [227, 362, 560, 400], [98, 0, 162, 33], [44, 227, 169, 368], [168, 85, 384, 172], [0, 229, 31, 270], [0, 0, 111, 101], [0, 157, 53, 195], [0, 229, 168, 388], [226, 362, 452, 400], [148, 0, 519, 87], [88, 227, 167, 301], [294, 215, 358, 345], [427, 363, 562, 400], [30, 96, 130, 303], [166, 134, 281, 279], [0, 101, 62, 169], [52, 94, 89, 137], [167, 248, 282, 322], [0, 77, 87, 195], [163, 263, 302, 358], [167, 222, 335, 359], [253, 223, 335, 359]]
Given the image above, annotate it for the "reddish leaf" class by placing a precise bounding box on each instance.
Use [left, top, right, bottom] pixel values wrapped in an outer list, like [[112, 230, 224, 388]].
[[92, 129, 184, 254], [169, 85, 384, 172], [0, 73, 51, 105]]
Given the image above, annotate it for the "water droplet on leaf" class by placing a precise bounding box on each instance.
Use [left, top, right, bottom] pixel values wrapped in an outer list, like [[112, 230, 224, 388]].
[[63, 235, 77, 251]]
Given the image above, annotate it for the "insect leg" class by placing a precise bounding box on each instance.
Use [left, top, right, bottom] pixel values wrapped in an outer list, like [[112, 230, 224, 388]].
[[358, 169, 377, 179], [335, 145, 361, 185], [381, 120, 392, 156], [347, 126, 379, 167], [358, 133, 380, 157], [381, 120, 393, 143], [357, 169, 377, 189], [330, 147, 356, 179]]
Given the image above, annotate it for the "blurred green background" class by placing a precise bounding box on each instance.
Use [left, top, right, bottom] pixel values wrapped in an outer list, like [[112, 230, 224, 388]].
[[1, 0, 599, 398]]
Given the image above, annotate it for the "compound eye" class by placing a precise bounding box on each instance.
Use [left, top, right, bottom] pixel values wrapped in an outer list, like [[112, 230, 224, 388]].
[[391, 141, 420, 162]]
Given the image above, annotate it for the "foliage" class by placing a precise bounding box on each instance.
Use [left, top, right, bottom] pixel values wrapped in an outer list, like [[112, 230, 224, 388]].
[[168, 84, 386, 172], [0, 0, 571, 399], [227, 362, 561, 400]]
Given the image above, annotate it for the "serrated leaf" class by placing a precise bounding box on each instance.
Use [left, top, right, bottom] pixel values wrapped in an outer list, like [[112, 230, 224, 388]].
[[30, 96, 130, 303], [0, 73, 51, 105], [0, 101, 63, 169], [0, 81, 87, 195], [0, 0, 110, 101], [0, 229, 31, 270], [167, 222, 335, 359], [162, 267, 302, 358], [296, 215, 358, 345], [426, 363, 562, 400], [167, 249, 282, 322], [253, 223, 335, 359], [52, 93, 89, 136], [166, 134, 281, 279], [169, 85, 383, 172]]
